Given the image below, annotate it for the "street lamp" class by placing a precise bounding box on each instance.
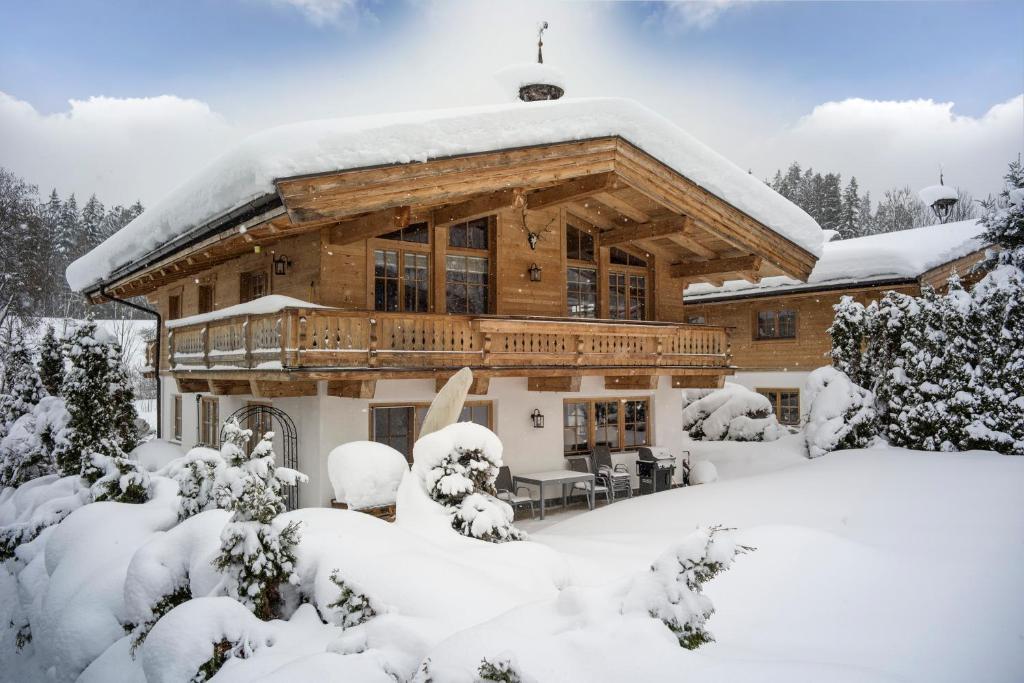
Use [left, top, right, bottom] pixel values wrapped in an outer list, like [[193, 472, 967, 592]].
[[918, 171, 959, 224]]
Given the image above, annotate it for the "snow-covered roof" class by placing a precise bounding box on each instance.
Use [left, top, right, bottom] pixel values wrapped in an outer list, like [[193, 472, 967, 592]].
[[66, 97, 823, 293], [165, 295, 326, 329], [685, 219, 989, 302]]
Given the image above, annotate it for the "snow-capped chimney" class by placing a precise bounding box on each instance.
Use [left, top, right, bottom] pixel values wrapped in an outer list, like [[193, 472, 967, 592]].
[[518, 21, 564, 102]]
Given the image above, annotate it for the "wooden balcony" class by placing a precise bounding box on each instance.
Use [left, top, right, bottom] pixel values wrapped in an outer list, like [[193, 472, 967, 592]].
[[166, 307, 731, 381]]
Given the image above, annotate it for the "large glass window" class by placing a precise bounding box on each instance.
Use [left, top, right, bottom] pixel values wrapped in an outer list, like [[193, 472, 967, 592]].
[[758, 389, 801, 426], [239, 270, 268, 304], [372, 401, 492, 462], [562, 398, 651, 453], [566, 224, 595, 262], [609, 247, 646, 267], [446, 255, 489, 314], [755, 309, 797, 340], [374, 250, 429, 312], [197, 284, 214, 314], [199, 396, 219, 447], [381, 221, 429, 244], [567, 267, 598, 318], [609, 272, 646, 321], [448, 217, 489, 249]]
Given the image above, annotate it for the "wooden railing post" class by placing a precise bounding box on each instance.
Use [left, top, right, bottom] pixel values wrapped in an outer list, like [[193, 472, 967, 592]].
[[167, 329, 175, 369], [243, 315, 253, 369], [279, 315, 287, 368], [482, 331, 492, 365], [575, 334, 585, 365], [201, 324, 209, 369], [368, 317, 379, 367]]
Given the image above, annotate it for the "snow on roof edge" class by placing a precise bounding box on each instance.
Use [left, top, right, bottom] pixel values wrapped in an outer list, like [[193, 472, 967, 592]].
[[165, 295, 328, 329], [67, 97, 823, 293]]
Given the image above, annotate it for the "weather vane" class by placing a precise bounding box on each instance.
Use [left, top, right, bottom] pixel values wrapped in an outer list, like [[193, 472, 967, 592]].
[[537, 21, 548, 64]]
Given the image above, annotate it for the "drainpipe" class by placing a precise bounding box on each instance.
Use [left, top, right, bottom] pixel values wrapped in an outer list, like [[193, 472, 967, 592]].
[[99, 286, 162, 438]]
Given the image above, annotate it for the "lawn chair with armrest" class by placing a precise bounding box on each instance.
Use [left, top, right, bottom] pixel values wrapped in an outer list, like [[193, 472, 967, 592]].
[[593, 444, 632, 500], [565, 455, 612, 508], [495, 465, 535, 519]]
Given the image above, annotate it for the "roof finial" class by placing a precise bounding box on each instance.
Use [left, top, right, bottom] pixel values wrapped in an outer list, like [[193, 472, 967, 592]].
[[537, 21, 548, 64]]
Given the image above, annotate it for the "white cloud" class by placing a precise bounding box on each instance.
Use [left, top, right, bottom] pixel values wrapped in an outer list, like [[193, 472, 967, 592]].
[[262, 0, 374, 28], [751, 95, 1024, 201], [647, 1, 745, 33], [0, 93, 242, 205]]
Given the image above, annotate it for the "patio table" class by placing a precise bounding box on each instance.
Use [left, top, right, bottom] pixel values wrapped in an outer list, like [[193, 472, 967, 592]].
[[512, 470, 595, 520]]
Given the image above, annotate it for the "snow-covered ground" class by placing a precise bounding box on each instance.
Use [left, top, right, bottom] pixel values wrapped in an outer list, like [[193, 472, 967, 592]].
[[2, 440, 1021, 682]]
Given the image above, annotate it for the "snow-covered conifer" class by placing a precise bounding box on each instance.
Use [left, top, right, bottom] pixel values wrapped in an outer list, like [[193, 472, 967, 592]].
[[0, 396, 68, 487], [828, 295, 867, 385], [861, 291, 918, 434], [981, 159, 1024, 254], [164, 446, 227, 521], [326, 569, 378, 629], [803, 367, 876, 458], [37, 324, 64, 396], [213, 423, 307, 620], [478, 656, 527, 683], [0, 330, 45, 438]]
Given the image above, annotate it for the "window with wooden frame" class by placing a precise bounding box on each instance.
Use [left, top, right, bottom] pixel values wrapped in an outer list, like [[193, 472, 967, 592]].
[[199, 396, 219, 447], [381, 221, 430, 244], [608, 247, 647, 321], [445, 216, 491, 315], [374, 249, 430, 312], [566, 222, 598, 318], [370, 401, 493, 463], [562, 397, 651, 453], [758, 388, 801, 426], [755, 309, 797, 340], [245, 401, 273, 454], [172, 395, 182, 441], [168, 294, 182, 321], [197, 284, 215, 315], [239, 270, 268, 304]]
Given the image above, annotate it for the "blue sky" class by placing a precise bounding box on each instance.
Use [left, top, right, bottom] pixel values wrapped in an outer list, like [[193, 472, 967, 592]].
[[1, 1, 1021, 205]]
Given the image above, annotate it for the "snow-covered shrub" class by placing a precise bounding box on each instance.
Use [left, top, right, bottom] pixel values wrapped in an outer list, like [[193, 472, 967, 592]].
[[163, 446, 226, 521], [327, 568, 378, 629], [0, 396, 68, 488], [828, 295, 868, 386], [37, 324, 64, 396], [681, 383, 784, 442], [478, 655, 528, 683], [87, 442, 152, 504], [412, 422, 524, 543], [0, 330, 45, 440], [622, 526, 749, 649], [803, 367, 876, 458], [0, 474, 89, 561], [213, 427, 307, 620], [327, 441, 406, 509], [132, 439, 185, 473], [689, 460, 718, 485]]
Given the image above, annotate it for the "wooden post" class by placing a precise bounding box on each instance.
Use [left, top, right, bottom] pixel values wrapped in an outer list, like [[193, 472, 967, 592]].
[[243, 315, 253, 369], [167, 329, 175, 369], [368, 317, 379, 367], [482, 332, 492, 366], [575, 334, 585, 365], [202, 324, 209, 369]]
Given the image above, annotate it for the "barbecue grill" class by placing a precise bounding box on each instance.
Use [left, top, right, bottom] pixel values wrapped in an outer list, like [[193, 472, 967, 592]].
[[636, 447, 676, 495]]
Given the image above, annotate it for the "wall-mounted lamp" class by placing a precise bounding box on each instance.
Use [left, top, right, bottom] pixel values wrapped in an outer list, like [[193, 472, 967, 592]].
[[254, 245, 262, 254], [273, 254, 292, 276], [530, 408, 545, 429], [528, 263, 542, 282]]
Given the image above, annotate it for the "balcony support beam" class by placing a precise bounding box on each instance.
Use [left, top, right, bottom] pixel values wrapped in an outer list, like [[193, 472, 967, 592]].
[[250, 380, 318, 398], [669, 255, 763, 280], [209, 379, 252, 396], [604, 375, 658, 390], [528, 376, 582, 392], [327, 380, 377, 399], [672, 375, 726, 389], [435, 375, 489, 395]]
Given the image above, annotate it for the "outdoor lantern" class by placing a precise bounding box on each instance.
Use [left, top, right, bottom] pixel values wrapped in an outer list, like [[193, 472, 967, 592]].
[[531, 409, 544, 428], [273, 254, 292, 275], [528, 262, 542, 282], [919, 172, 959, 224]]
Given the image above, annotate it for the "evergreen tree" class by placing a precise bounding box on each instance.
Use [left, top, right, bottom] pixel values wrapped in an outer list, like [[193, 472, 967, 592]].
[[214, 419, 307, 620], [0, 329, 45, 437], [857, 192, 875, 238], [37, 325, 64, 396], [861, 291, 918, 433], [838, 177, 861, 239], [827, 296, 867, 385], [78, 195, 106, 255], [981, 158, 1024, 253], [819, 172, 844, 233]]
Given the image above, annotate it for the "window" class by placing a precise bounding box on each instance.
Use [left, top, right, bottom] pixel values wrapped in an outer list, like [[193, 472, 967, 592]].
[[446, 255, 489, 314], [755, 309, 797, 340], [371, 401, 493, 463], [374, 250, 429, 312], [199, 396, 219, 447], [172, 395, 182, 441], [609, 272, 646, 321], [610, 247, 646, 267], [567, 267, 598, 318], [381, 221, 429, 244], [566, 224, 595, 262], [686, 314, 706, 325], [197, 284, 214, 314], [758, 388, 801, 426], [448, 217, 489, 249], [168, 294, 181, 321], [239, 270, 268, 304], [562, 398, 651, 453]]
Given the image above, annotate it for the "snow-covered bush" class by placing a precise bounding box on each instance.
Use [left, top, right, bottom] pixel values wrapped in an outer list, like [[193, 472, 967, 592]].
[[803, 367, 876, 458], [622, 526, 749, 649], [37, 324, 64, 396], [327, 441, 406, 510], [478, 655, 528, 683], [828, 295, 868, 386], [163, 446, 226, 521], [0, 396, 67, 488], [327, 568, 378, 629], [681, 383, 784, 442], [0, 330, 45, 440], [689, 460, 718, 485], [0, 473, 89, 561], [132, 439, 185, 473], [213, 426, 308, 620], [412, 422, 524, 543]]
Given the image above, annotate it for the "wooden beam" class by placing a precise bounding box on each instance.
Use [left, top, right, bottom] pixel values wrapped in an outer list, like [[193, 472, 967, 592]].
[[526, 173, 616, 210], [176, 378, 210, 394], [432, 188, 523, 225], [327, 380, 376, 399], [434, 375, 489, 395], [599, 217, 689, 247], [595, 192, 650, 223], [670, 255, 763, 279], [209, 379, 252, 396], [604, 375, 658, 390], [326, 206, 411, 245], [672, 375, 725, 389], [250, 380, 318, 398], [566, 201, 616, 230], [528, 376, 581, 392], [738, 271, 762, 284], [665, 232, 718, 259]]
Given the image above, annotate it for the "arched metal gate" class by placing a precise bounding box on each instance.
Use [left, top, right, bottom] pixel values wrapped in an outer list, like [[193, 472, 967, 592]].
[[221, 405, 299, 510]]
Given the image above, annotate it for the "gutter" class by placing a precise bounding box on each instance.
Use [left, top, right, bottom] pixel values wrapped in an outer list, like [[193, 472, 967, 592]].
[[99, 285, 163, 439], [683, 277, 918, 305]]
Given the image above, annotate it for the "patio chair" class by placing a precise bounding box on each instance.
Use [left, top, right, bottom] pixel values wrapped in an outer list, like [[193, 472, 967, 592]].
[[495, 466, 535, 519], [593, 444, 632, 500], [565, 455, 612, 508]]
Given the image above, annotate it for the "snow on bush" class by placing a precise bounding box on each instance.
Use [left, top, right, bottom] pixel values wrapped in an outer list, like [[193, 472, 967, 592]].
[[0, 396, 68, 488], [132, 439, 185, 473], [621, 526, 748, 649], [213, 424, 308, 620], [327, 441, 406, 510], [411, 422, 524, 543], [478, 654, 531, 682], [0, 330, 45, 441], [0, 473, 89, 562], [326, 568, 378, 629], [681, 383, 785, 442], [37, 324, 64, 396], [689, 460, 718, 485], [803, 367, 876, 459], [162, 446, 226, 521]]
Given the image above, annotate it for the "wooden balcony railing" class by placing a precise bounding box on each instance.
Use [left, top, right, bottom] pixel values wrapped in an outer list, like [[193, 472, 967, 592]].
[[167, 308, 730, 373]]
